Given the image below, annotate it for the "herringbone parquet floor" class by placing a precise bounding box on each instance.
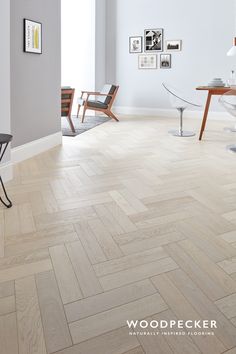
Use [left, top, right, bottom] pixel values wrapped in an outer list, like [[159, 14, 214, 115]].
[[1, 115, 236, 354]]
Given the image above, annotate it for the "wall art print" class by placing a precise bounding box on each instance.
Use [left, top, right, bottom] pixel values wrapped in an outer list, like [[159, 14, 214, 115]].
[[24, 19, 42, 54]]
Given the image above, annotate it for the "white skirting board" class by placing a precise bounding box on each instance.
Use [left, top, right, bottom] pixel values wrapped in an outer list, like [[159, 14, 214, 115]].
[[11, 131, 62, 164], [0, 162, 13, 182], [113, 106, 234, 121], [0, 132, 62, 182]]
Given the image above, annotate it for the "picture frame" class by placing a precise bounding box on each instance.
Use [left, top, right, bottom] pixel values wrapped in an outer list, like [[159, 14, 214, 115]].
[[138, 54, 157, 69], [129, 36, 142, 53], [144, 29, 163, 52], [24, 19, 42, 54], [166, 40, 182, 52], [160, 54, 171, 69]]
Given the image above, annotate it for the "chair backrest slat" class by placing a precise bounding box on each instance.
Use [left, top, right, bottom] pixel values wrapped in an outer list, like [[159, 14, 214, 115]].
[[61, 88, 75, 117]]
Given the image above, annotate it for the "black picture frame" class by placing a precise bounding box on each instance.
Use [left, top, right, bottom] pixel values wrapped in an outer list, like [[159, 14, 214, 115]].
[[24, 19, 42, 54], [144, 28, 163, 52], [129, 36, 143, 53]]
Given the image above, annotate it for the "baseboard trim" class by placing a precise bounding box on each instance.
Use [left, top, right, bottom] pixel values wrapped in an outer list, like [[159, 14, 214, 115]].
[[11, 132, 62, 164], [0, 162, 13, 182], [113, 106, 234, 121]]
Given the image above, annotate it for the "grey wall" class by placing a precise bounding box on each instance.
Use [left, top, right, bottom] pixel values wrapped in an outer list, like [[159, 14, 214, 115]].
[[107, 0, 236, 112], [11, 0, 61, 148], [0, 0, 11, 162]]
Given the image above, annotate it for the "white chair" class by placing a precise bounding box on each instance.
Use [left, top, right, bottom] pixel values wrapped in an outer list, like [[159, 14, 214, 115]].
[[219, 89, 236, 152], [163, 83, 201, 137]]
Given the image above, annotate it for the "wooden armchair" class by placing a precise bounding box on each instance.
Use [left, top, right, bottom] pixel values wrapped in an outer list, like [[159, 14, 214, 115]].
[[61, 87, 75, 132], [77, 84, 119, 123]]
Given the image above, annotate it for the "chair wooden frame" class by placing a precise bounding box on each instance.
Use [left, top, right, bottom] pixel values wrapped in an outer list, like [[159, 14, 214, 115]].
[[77, 86, 119, 123], [61, 88, 75, 133]]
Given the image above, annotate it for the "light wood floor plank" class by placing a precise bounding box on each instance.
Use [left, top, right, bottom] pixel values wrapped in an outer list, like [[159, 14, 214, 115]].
[[88, 218, 123, 260], [49, 244, 83, 304], [69, 293, 167, 344], [74, 220, 107, 264], [5, 226, 78, 257], [0, 312, 18, 354], [66, 240, 103, 297], [1, 116, 236, 351], [164, 242, 230, 301], [0, 210, 5, 258], [0, 295, 15, 315], [151, 273, 226, 354], [123, 347, 145, 354], [36, 270, 72, 353], [94, 204, 125, 236], [153, 310, 201, 354], [0, 259, 52, 284], [99, 257, 178, 291], [53, 326, 139, 354], [167, 269, 236, 349], [180, 239, 236, 297], [175, 219, 236, 262], [215, 293, 236, 319], [105, 202, 137, 233], [65, 279, 156, 322], [18, 203, 36, 235], [120, 231, 185, 255], [15, 276, 46, 354], [0, 280, 14, 298], [94, 247, 168, 277], [136, 316, 173, 354]]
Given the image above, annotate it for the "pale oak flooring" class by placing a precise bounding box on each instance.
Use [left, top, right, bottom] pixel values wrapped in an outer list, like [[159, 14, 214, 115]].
[[1, 115, 236, 353]]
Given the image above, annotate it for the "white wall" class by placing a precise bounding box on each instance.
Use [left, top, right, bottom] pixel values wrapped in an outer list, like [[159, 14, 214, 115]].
[[107, 0, 236, 113], [61, 0, 96, 113], [0, 0, 11, 166], [95, 0, 106, 91]]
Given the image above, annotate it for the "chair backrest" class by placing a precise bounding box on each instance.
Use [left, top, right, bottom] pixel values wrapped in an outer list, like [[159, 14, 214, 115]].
[[97, 84, 117, 105], [61, 88, 75, 117], [162, 83, 201, 108]]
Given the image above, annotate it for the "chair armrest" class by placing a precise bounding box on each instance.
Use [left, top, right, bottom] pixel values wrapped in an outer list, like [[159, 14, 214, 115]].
[[81, 91, 113, 97], [81, 91, 101, 95]]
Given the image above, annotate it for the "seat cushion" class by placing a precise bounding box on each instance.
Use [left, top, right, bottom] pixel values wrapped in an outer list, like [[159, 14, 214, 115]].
[[97, 84, 117, 105], [87, 100, 108, 109]]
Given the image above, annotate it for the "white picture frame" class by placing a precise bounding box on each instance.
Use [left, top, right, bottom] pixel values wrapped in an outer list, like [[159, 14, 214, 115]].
[[138, 54, 157, 69], [129, 36, 142, 53], [166, 40, 182, 52]]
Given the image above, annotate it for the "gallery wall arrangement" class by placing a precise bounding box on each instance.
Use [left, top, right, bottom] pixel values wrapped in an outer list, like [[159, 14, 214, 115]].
[[129, 29, 182, 70]]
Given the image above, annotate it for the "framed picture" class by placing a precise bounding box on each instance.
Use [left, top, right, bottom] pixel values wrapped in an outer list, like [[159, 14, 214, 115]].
[[138, 54, 157, 69], [160, 54, 171, 69], [24, 19, 42, 54], [144, 29, 163, 52], [129, 36, 142, 53], [166, 40, 182, 51]]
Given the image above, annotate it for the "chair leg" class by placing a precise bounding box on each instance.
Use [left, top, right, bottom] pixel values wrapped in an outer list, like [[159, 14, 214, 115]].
[[77, 105, 81, 118], [0, 176, 12, 208], [107, 110, 119, 122], [67, 115, 75, 133], [82, 106, 87, 123]]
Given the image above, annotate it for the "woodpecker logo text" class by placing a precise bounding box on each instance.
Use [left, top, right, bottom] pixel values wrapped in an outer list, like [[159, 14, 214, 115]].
[[127, 320, 217, 337]]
